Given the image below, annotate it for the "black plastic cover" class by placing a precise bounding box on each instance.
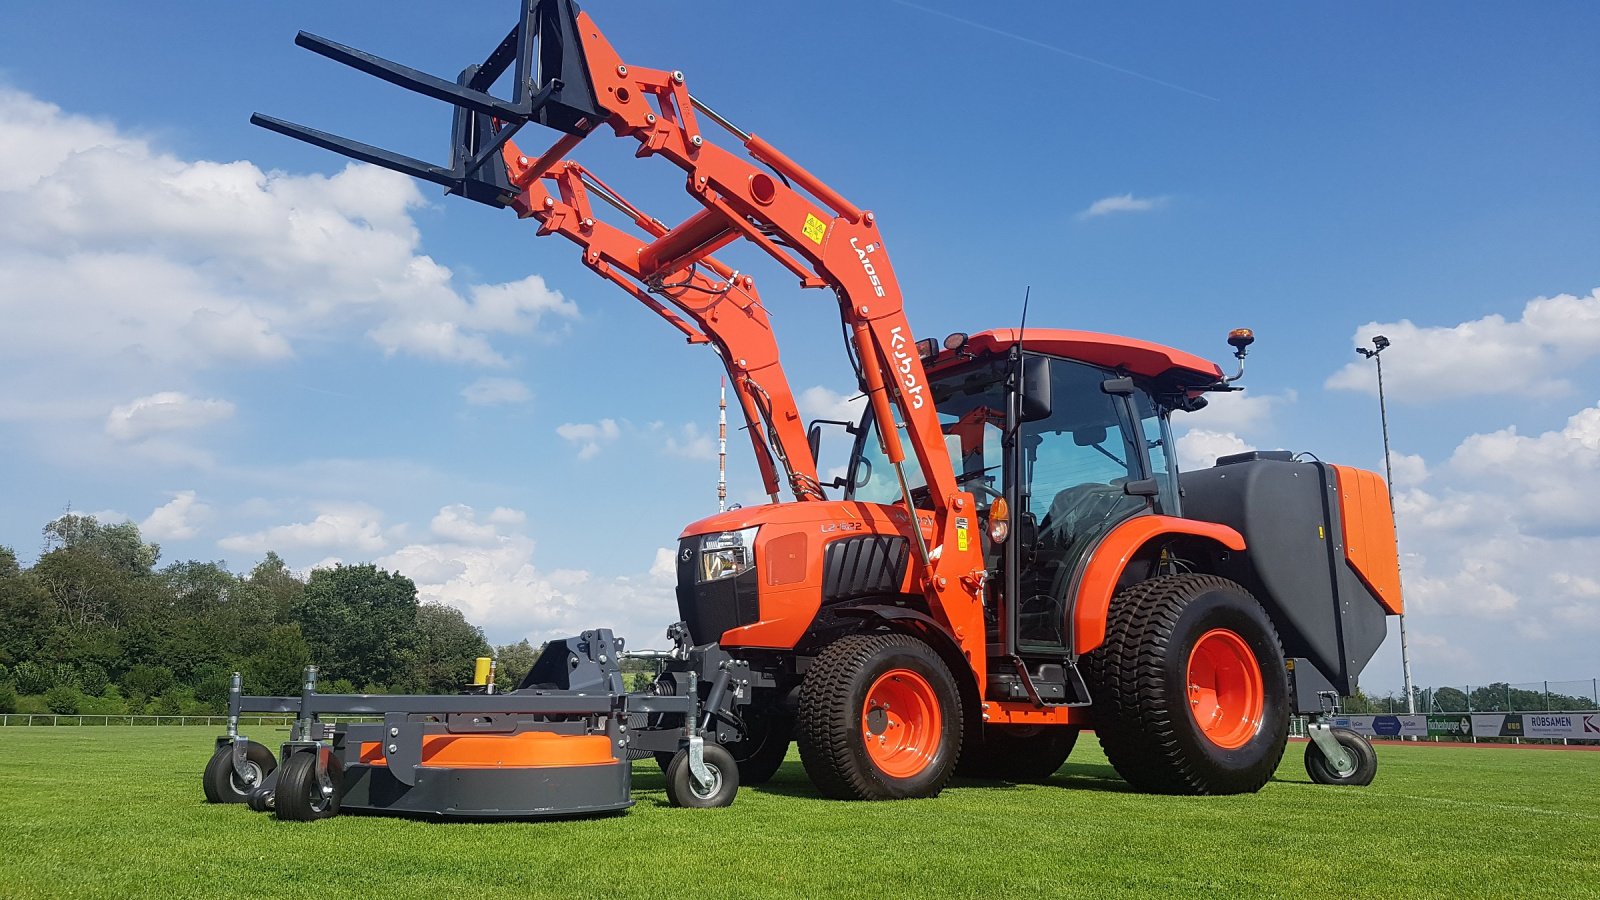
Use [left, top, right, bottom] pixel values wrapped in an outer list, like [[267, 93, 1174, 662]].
[[675, 538, 761, 644], [822, 535, 909, 603]]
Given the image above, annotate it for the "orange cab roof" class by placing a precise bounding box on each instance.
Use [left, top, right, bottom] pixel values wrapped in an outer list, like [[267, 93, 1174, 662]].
[[957, 328, 1223, 385]]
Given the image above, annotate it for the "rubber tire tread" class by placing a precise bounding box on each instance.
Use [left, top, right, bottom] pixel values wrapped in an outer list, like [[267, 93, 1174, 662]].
[[664, 743, 740, 808], [1304, 727, 1378, 786], [796, 632, 962, 801], [273, 752, 341, 821], [1085, 574, 1289, 795], [956, 726, 1079, 782], [202, 741, 276, 804], [651, 713, 789, 785]]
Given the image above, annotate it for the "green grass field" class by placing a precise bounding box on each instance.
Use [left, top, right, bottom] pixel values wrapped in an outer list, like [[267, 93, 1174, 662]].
[[0, 727, 1595, 899]]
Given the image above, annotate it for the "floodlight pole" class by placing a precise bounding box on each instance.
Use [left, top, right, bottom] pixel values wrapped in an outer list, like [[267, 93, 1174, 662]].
[[1357, 336, 1416, 716]]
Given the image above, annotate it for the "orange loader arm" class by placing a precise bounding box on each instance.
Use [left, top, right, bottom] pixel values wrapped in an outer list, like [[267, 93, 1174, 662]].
[[252, 0, 988, 612]]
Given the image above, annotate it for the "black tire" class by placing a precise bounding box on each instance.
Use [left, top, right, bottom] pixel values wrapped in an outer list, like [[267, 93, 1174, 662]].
[[664, 742, 740, 808], [202, 741, 276, 804], [797, 633, 963, 800], [727, 707, 793, 784], [1085, 574, 1289, 795], [1305, 727, 1378, 786], [273, 751, 342, 821], [246, 785, 275, 813], [956, 725, 1079, 782]]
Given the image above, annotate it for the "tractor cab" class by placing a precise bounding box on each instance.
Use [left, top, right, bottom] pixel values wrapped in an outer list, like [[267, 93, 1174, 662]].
[[846, 329, 1226, 661]]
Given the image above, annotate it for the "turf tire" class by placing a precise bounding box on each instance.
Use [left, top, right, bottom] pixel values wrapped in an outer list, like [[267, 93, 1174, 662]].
[[202, 741, 276, 804], [273, 751, 342, 821], [664, 742, 740, 808], [1085, 574, 1289, 795], [797, 633, 962, 800], [956, 725, 1079, 782], [1305, 727, 1378, 786]]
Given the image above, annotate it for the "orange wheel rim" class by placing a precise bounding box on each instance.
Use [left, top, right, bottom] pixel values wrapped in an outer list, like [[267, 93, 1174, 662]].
[[861, 668, 942, 779], [1186, 628, 1265, 749]]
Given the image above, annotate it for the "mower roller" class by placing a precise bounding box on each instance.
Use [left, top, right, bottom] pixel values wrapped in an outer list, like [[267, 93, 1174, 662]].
[[217, 0, 1406, 817]]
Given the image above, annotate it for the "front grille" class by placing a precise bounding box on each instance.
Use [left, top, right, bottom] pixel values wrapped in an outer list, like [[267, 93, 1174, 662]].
[[822, 535, 908, 602]]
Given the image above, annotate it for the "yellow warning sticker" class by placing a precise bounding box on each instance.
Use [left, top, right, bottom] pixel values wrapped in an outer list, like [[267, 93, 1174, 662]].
[[802, 213, 827, 245], [955, 516, 970, 552]]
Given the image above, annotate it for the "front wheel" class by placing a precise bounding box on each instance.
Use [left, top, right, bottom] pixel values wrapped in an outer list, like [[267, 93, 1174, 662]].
[[797, 633, 962, 800], [1086, 574, 1289, 795], [1305, 727, 1378, 786], [664, 743, 740, 808], [202, 741, 276, 803], [273, 751, 342, 821]]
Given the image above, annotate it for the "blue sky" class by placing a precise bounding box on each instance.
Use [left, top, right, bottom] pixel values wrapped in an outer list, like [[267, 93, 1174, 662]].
[[1, 1, 1596, 690]]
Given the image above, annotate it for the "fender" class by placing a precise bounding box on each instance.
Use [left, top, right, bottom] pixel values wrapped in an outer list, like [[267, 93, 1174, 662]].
[[833, 604, 974, 690], [1071, 516, 1246, 656]]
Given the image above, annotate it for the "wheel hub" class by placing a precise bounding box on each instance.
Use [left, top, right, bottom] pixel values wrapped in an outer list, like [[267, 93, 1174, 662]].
[[1185, 628, 1265, 750], [861, 669, 941, 778]]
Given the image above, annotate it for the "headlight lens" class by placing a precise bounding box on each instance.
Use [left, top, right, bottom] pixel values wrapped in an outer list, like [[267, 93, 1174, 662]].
[[697, 526, 759, 582]]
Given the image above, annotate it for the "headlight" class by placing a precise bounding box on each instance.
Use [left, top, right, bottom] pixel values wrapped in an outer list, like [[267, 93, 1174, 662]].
[[698, 526, 759, 582]]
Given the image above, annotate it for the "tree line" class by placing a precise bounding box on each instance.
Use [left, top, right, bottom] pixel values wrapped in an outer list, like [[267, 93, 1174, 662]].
[[0, 514, 542, 716]]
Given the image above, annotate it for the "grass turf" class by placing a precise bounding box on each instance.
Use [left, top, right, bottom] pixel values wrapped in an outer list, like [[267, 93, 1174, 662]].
[[0, 727, 1596, 899]]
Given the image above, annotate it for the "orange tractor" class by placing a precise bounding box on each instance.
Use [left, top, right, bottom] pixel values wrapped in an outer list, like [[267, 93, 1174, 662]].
[[226, 0, 1401, 817]]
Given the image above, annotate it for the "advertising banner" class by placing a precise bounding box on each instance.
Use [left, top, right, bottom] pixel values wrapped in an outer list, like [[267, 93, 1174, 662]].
[[1331, 712, 1600, 740], [1427, 715, 1473, 737]]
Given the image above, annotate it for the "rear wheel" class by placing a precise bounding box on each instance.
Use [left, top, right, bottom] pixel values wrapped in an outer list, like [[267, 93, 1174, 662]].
[[797, 633, 962, 800], [202, 741, 276, 804], [1085, 574, 1289, 795], [957, 725, 1079, 782], [1305, 727, 1378, 786]]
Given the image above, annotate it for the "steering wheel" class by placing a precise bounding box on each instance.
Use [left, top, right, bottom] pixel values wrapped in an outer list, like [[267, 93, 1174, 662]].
[[956, 469, 1003, 502]]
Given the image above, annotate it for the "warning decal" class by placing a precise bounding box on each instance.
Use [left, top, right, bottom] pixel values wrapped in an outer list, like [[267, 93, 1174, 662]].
[[802, 213, 827, 245]]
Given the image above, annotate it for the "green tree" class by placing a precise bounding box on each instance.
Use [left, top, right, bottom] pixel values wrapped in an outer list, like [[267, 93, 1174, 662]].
[[12, 661, 51, 695], [0, 680, 16, 714], [0, 546, 19, 579], [42, 514, 160, 576], [292, 564, 419, 686], [493, 639, 541, 693], [242, 624, 312, 696], [121, 664, 174, 704], [410, 602, 491, 693], [43, 684, 82, 714], [248, 552, 305, 622]]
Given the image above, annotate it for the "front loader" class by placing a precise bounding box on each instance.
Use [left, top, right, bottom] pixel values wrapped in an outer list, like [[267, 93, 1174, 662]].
[[214, 0, 1399, 819]]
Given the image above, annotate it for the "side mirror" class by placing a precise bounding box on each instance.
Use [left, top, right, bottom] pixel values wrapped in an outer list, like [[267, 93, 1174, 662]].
[[1020, 356, 1052, 422], [807, 418, 858, 465]]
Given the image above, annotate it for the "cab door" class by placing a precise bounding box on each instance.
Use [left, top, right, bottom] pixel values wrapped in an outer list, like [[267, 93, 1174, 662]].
[[1009, 357, 1151, 653]]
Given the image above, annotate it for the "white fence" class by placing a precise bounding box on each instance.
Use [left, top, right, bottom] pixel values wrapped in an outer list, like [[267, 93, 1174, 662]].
[[0, 714, 378, 727]]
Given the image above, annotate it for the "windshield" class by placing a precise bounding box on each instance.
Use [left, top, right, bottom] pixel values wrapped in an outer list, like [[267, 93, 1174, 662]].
[[848, 359, 1008, 506]]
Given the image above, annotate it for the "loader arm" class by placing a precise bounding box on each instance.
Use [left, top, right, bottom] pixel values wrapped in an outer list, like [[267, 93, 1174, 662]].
[[252, 0, 987, 631]]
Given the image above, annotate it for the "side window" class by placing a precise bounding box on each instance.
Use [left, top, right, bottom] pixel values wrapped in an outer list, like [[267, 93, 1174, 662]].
[[1134, 392, 1178, 514], [1023, 361, 1143, 529]]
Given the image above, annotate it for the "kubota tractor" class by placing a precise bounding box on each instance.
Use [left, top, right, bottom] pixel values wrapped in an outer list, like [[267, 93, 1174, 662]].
[[222, 0, 1401, 818]]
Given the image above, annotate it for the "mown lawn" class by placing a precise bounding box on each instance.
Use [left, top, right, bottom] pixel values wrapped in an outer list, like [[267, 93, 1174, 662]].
[[0, 726, 1595, 898]]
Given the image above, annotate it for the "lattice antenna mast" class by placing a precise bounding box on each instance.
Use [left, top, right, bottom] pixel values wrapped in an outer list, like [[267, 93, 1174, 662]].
[[718, 377, 728, 513]]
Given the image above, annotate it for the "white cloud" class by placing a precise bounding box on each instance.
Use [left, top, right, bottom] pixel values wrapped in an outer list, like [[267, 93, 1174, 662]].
[[219, 504, 388, 556], [1175, 428, 1254, 471], [556, 419, 621, 460], [1362, 400, 1600, 686], [1325, 288, 1600, 399], [0, 87, 578, 442], [799, 385, 866, 423], [105, 392, 234, 441], [377, 504, 676, 644], [140, 490, 209, 541], [1180, 389, 1293, 435], [655, 422, 716, 460], [1078, 193, 1168, 219], [461, 377, 532, 406]]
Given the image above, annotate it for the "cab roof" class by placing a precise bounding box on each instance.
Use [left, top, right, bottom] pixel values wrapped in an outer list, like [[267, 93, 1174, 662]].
[[953, 328, 1223, 387]]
